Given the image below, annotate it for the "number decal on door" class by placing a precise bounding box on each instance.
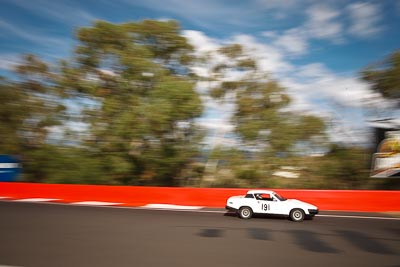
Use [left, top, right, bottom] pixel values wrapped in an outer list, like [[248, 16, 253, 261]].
[[262, 203, 270, 211]]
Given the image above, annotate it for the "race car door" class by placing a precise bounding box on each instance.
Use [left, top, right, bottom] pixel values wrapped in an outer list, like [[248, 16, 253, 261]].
[[254, 194, 275, 214]]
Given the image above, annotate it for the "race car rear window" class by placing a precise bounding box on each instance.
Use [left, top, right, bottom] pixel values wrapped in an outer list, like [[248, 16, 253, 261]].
[[245, 194, 254, 198]]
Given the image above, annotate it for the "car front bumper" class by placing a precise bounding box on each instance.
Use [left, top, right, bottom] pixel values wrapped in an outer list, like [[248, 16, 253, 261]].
[[308, 209, 319, 215]]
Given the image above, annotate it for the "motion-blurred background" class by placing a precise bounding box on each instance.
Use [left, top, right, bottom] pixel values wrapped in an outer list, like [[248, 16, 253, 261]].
[[0, 0, 399, 189]]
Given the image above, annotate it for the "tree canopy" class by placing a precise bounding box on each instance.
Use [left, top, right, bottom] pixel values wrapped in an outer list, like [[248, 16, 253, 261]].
[[361, 50, 400, 104], [1, 19, 396, 189], [1, 20, 203, 185], [205, 44, 326, 155]]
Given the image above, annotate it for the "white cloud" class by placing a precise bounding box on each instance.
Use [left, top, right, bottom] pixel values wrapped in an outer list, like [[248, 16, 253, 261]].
[[231, 34, 294, 73], [295, 63, 331, 79], [185, 29, 393, 146], [195, 81, 220, 94], [183, 30, 220, 54], [273, 28, 309, 55], [260, 4, 345, 56], [0, 54, 20, 71], [261, 31, 278, 39], [196, 93, 237, 147], [305, 4, 343, 41], [184, 30, 241, 84], [196, 118, 234, 132], [285, 63, 390, 109], [200, 95, 232, 112], [347, 2, 383, 38], [185, 29, 385, 113], [190, 66, 211, 78], [260, 2, 385, 57]]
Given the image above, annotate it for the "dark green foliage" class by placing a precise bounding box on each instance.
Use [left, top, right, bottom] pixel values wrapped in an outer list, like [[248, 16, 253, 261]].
[[1, 20, 397, 189], [361, 50, 400, 102], [314, 145, 371, 189], [1, 20, 203, 185]]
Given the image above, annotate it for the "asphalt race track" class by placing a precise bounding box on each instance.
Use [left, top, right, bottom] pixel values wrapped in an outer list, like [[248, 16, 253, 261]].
[[0, 201, 399, 267]]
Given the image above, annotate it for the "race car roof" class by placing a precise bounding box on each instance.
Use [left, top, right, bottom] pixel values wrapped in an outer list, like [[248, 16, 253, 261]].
[[246, 190, 274, 195]]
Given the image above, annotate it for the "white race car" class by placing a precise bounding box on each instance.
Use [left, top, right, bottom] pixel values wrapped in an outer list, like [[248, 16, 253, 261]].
[[226, 190, 318, 222]]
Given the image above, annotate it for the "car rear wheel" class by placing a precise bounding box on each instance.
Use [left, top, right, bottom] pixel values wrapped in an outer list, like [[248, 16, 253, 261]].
[[290, 208, 305, 222], [239, 206, 253, 219]]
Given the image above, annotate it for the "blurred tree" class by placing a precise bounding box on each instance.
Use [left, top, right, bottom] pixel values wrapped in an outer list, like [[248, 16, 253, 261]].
[[67, 20, 203, 185], [316, 145, 370, 189], [1, 20, 203, 185], [14, 55, 67, 147], [192, 44, 327, 187], [22, 145, 108, 184], [360, 50, 400, 189], [361, 50, 400, 104], [0, 77, 27, 154], [4, 19, 388, 189], [206, 44, 326, 156], [0, 55, 67, 153]]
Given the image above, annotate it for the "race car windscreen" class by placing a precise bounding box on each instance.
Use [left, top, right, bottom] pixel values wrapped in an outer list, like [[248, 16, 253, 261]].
[[273, 193, 287, 201]]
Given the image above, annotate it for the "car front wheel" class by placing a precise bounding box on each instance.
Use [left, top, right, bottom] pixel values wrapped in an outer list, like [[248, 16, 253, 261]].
[[239, 206, 253, 219], [290, 208, 305, 222]]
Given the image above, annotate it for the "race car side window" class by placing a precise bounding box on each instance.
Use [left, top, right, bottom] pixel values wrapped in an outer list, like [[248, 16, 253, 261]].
[[261, 194, 273, 201], [245, 194, 254, 199]]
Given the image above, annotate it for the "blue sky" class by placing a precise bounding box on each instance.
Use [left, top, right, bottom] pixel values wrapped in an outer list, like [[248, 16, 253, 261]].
[[1, 0, 400, 145]]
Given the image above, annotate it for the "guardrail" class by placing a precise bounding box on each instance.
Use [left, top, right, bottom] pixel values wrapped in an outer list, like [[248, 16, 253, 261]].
[[0, 182, 399, 212]]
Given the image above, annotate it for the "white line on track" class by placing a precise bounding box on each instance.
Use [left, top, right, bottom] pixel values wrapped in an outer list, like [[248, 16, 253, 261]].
[[14, 198, 60, 202], [1, 199, 399, 220], [142, 204, 204, 210], [85, 206, 400, 220], [71, 201, 122, 206], [132, 206, 224, 213], [114, 206, 400, 219], [316, 214, 400, 220]]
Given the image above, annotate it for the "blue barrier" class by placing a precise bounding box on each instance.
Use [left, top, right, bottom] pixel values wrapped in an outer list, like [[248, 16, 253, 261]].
[[0, 155, 21, 182]]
